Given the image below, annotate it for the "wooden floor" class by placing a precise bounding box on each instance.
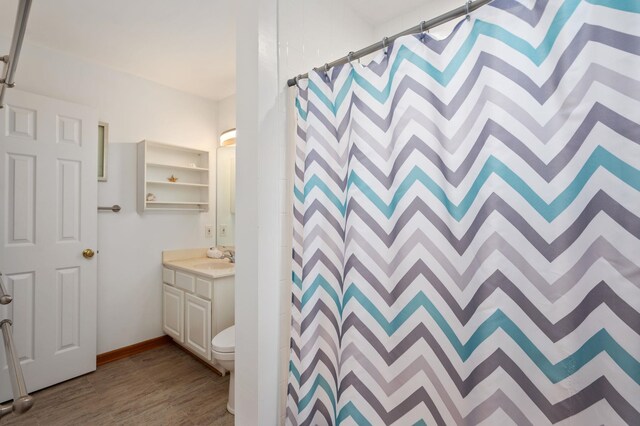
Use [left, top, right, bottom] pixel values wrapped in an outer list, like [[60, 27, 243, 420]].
[[2, 343, 234, 425]]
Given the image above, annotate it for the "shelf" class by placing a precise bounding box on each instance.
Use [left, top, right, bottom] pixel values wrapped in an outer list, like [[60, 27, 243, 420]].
[[147, 180, 209, 188], [145, 141, 208, 154], [146, 201, 208, 206], [147, 162, 209, 172], [138, 140, 210, 214], [144, 207, 206, 211]]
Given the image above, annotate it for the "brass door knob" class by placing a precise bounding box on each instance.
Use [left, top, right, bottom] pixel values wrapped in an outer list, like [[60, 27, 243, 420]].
[[82, 249, 95, 259]]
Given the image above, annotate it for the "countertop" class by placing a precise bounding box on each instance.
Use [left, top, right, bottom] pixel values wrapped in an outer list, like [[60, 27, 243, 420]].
[[163, 257, 235, 279]]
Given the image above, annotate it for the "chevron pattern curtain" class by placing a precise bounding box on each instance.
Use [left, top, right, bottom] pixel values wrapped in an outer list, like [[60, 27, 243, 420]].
[[287, 0, 640, 424]]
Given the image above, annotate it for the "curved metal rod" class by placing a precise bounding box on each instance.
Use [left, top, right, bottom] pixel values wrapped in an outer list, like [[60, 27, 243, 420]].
[[0, 273, 11, 305], [0, 320, 34, 419], [0, 0, 33, 108], [286, 0, 492, 87]]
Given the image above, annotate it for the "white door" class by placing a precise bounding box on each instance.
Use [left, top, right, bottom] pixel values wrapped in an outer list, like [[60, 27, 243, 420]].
[[0, 90, 98, 402], [163, 284, 184, 342], [184, 293, 211, 360]]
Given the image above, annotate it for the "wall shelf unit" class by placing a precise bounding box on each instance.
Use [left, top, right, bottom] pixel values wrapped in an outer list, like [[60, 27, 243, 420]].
[[138, 140, 210, 213]]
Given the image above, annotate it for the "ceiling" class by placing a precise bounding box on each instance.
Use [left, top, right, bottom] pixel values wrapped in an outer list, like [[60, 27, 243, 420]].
[[0, 0, 453, 101], [0, 0, 236, 101]]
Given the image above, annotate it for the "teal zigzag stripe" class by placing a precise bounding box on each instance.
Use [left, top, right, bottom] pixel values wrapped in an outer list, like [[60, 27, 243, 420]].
[[298, 375, 336, 416], [302, 146, 640, 221], [301, 275, 342, 317], [290, 361, 301, 383], [304, 0, 639, 115], [337, 402, 372, 426], [295, 97, 307, 120], [293, 271, 302, 289], [343, 285, 640, 385]]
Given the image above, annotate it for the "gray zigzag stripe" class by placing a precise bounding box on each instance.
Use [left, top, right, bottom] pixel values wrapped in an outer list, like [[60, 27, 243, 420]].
[[306, 25, 640, 140], [304, 63, 640, 169], [346, 0, 551, 78], [344, 255, 640, 341], [298, 398, 333, 426], [341, 343, 532, 426], [297, 194, 639, 284], [345, 229, 639, 300], [339, 315, 640, 424], [299, 349, 338, 390], [299, 326, 339, 368], [489, 0, 548, 26], [344, 191, 640, 260], [302, 201, 344, 241], [300, 299, 340, 337], [301, 250, 343, 286], [304, 101, 639, 191], [339, 370, 447, 425]]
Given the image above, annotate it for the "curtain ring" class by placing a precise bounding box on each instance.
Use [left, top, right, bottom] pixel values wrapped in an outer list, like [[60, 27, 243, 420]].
[[419, 21, 427, 41], [323, 63, 330, 79], [347, 51, 355, 66], [466, 0, 472, 20], [382, 36, 389, 55]]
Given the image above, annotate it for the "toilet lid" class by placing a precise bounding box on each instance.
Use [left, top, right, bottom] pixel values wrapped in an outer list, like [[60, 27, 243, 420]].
[[212, 325, 235, 353]]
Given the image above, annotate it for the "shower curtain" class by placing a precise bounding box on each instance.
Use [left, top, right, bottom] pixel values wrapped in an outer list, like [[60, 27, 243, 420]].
[[287, 0, 640, 424]]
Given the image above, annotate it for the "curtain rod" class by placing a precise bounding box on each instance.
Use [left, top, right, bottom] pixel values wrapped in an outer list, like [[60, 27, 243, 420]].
[[0, 0, 33, 108], [287, 0, 493, 87]]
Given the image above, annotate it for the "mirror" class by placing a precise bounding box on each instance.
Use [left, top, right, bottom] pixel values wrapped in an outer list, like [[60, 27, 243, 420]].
[[216, 145, 235, 246]]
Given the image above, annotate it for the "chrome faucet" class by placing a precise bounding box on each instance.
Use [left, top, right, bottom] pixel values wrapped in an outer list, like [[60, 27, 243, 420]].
[[221, 249, 235, 264]]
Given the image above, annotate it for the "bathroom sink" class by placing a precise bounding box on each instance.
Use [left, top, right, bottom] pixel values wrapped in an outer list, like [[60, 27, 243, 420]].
[[192, 260, 234, 270]]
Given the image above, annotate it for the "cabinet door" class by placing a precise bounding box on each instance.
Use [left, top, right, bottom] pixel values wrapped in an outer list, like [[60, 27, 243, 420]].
[[185, 293, 211, 360], [163, 284, 184, 342]]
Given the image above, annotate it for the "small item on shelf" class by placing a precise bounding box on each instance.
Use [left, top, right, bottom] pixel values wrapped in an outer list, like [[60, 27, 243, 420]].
[[188, 162, 197, 168], [146, 193, 156, 201], [167, 174, 178, 182]]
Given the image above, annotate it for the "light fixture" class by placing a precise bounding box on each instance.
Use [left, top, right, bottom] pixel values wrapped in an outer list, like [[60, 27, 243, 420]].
[[219, 128, 236, 146]]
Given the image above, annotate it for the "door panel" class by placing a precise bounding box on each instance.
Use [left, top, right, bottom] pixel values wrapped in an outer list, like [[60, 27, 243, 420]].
[[6, 153, 36, 245], [56, 267, 80, 353], [0, 90, 97, 402]]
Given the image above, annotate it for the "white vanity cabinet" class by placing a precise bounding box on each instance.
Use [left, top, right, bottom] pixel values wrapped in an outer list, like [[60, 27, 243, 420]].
[[161, 265, 234, 371]]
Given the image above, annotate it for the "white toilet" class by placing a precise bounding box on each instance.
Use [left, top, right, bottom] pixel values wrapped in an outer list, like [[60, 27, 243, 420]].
[[211, 325, 235, 414]]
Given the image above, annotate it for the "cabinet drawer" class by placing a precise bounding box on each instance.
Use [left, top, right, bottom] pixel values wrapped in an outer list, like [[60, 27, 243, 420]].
[[195, 277, 212, 300], [162, 267, 175, 285], [175, 271, 195, 292]]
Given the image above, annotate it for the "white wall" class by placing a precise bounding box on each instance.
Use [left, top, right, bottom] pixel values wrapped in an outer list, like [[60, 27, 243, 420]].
[[0, 37, 220, 353], [216, 146, 236, 246], [234, 0, 374, 423], [215, 95, 237, 246], [217, 94, 237, 133], [373, 0, 463, 41]]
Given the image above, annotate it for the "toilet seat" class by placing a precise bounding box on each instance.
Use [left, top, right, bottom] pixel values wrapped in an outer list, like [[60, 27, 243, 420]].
[[212, 325, 235, 353]]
